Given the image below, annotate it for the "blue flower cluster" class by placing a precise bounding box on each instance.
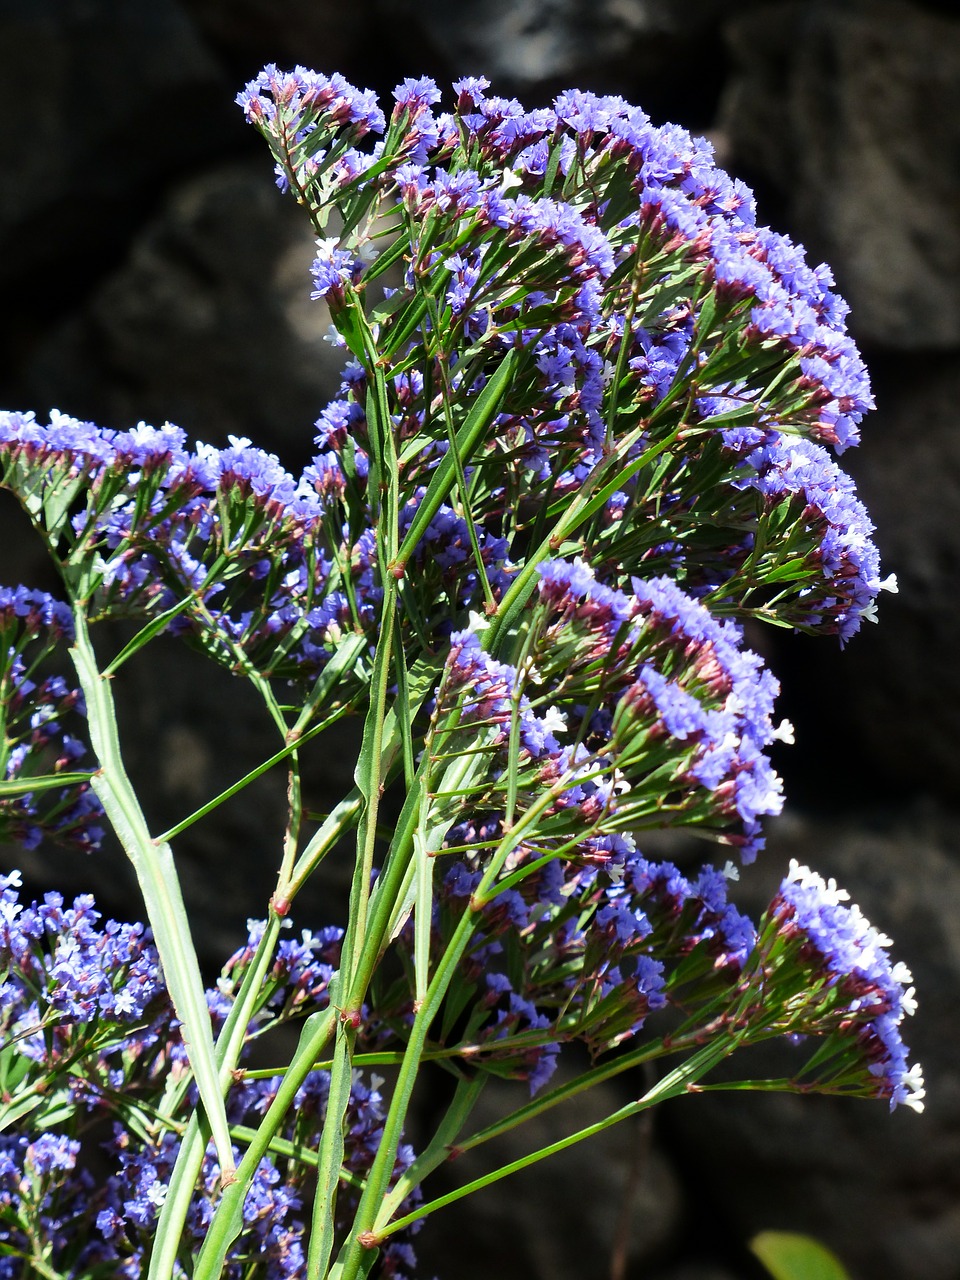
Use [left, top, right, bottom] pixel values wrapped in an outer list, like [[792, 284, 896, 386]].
[[0, 586, 104, 852], [0, 64, 923, 1276], [0, 411, 365, 682], [435, 559, 784, 861], [0, 70, 897, 711], [236, 68, 890, 643], [429, 847, 756, 1090], [374, 559, 782, 1090], [0, 870, 163, 1044], [759, 860, 925, 1112], [0, 882, 423, 1279]]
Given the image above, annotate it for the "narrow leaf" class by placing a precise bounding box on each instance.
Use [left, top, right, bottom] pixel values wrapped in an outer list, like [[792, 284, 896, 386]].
[[394, 348, 519, 570], [751, 1232, 852, 1280], [70, 614, 237, 1183], [0, 771, 96, 798]]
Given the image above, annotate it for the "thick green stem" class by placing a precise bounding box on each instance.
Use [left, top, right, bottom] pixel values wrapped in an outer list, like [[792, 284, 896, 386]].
[[147, 913, 285, 1280], [69, 610, 236, 1185], [193, 1008, 337, 1280]]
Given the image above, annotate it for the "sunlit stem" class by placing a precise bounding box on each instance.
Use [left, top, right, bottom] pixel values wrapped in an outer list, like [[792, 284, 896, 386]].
[[375, 1036, 736, 1241], [148, 912, 285, 1280], [332, 766, 594, 1280], [192, 1008, 337, 1280], [69, 608, 236, 1189]]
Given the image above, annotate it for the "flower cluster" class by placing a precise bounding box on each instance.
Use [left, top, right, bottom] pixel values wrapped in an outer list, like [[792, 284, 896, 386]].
[[371, 559, 785, 1089], [0, 871, 163, 1041], [0, 411, 369, 684], [751, 860, 925, 1112], [238, 69, 888, 644], [0, 63, 923, 1280], [428, 559, 784, 863], [0, 586, 103, 851], [0, 879, 423, 1279], [420, 844, 759, 1089]]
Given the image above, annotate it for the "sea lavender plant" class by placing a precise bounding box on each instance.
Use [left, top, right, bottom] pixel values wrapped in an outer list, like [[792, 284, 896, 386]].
[[0, 67, 920, 1280]]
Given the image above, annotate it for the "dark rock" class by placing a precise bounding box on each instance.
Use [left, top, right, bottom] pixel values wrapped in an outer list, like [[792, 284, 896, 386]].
[[720, 0, 960, 348], [23, 161, 347, 460], [181, 0, 378, 72], [381, 0, 732, 122], [769, 352, 960, 804], [0, 0, 240, 374], [651, 1268, 742, 1280]]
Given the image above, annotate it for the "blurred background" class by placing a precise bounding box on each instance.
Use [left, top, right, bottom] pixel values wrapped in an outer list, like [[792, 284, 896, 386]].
[[1, 1, 958, 1276]]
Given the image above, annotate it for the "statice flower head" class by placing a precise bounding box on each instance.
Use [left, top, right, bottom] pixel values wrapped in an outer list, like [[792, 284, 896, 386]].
[[236, 65, 385, 207], [0, 1132, 93, 1271], [0, 879, 426, 1278], [247, 68, 888, 649], [0, 873, 166, 1067], [0, 586, 104, 852], [748, 860, 924, 1112], [0, 410, 376, 684], [529, 558, 783, 859], [724, 434, 888, 641]]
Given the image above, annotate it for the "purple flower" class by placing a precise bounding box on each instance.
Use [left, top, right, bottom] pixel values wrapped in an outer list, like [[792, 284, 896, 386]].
[[762, 860, 924, 1112]]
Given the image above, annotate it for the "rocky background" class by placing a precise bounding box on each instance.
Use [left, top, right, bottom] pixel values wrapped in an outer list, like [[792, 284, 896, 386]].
[[2, 1, 959, 1277]]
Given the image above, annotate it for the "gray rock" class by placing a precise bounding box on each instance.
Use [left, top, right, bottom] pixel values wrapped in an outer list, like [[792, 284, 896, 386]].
[[384, 0, 731, 114], [0, 0, 235, 303], [651, 1269, 741, 1280], [181, 0, 379, 72], [720, 0, 960, 348], [666, 806, 960, 1280], [844, 353, 960, 795], [24, 161, 347, 456]]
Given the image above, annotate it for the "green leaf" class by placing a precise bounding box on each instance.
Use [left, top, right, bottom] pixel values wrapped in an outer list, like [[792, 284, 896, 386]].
[[394, 347, 519, 571], [70, 612, 237, 1186], [751, 1231, 852, 1280], [0, 771, 95, 798]]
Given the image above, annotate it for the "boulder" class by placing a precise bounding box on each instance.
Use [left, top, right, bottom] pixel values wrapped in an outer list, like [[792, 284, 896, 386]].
[[0, 0, 237, 350], [412, 1066, 685, 1280], [719, 0, 960, 348], [23, 161, 347, 459], [769, 352, 960, 804]]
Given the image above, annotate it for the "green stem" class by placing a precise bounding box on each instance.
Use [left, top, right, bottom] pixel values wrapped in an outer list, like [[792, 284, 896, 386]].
[[157, 705, 351, 844], [193, 1008, 337, 1280], [69, 609, 236, 1185], [306, 1021, 357, 1280], [147, 912, 285, 1280], [376, 1036, 735, 1241], [374, 1075, 487, 1226], [333, 900, 482, 1280]]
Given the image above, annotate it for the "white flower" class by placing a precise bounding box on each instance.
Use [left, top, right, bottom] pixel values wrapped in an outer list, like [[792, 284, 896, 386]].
[[147, 1182, 168, 1208], [786, 859, 850, 904], [115, 988, 136, 1016], [772, 718, 796, 745], [901, 1064, 926, 1112], [540, 705, 567, 735]]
